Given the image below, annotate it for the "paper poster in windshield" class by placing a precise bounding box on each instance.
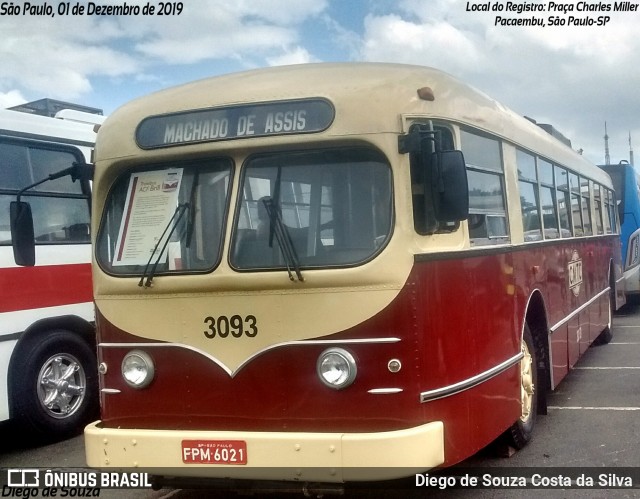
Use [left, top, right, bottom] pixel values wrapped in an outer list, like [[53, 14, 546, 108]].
[[112, 169, 184, 267]]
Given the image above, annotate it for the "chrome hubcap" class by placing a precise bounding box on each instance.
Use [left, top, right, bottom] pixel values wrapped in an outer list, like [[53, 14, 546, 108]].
[[37, 354, 86, 419], [520, 340, 534, 423]]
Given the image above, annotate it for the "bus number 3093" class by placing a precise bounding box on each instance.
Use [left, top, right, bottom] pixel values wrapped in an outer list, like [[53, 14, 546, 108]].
[[203, 315, 258, 339]]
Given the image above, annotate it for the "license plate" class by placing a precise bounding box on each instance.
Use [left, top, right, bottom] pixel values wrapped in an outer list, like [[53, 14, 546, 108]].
[[182, 440, 247, 464]]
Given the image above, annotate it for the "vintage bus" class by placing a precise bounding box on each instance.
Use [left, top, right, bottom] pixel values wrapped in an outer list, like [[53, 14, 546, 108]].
[[600, 161, 640, 298], [1, 100, 102, 438], [77, 64, 623, 486]]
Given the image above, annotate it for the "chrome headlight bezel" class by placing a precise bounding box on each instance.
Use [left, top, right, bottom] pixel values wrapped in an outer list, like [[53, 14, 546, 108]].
[[316, 347, 357, 390], [121, 350, 155, 389]]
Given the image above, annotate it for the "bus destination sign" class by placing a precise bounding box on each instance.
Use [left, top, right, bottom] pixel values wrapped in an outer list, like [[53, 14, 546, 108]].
[[135, 98, 335, 149]]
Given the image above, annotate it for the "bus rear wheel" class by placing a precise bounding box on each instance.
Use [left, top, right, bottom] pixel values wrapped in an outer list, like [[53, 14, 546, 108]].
[[507, 324, 538, 449], [594, 286, 614, 345], [12, 329, 98, 440]]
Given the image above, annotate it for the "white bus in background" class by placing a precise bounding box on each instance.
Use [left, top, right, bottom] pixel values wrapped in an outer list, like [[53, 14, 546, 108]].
[[0, 99, 103, 439]]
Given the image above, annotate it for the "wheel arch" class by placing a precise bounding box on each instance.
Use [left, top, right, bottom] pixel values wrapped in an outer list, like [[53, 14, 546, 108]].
[[7, 315, 96, 418], [522, 289, 550, 415]]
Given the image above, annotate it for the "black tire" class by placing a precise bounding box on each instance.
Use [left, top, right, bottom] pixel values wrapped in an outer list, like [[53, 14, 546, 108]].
[[506, 324, 538, 449], [11, 329, 98, 440], [595, 326, 613, 346], [594, 287, 614, 345]]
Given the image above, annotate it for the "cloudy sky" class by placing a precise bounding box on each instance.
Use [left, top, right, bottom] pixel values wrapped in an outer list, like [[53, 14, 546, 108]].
[[1, 0, 638, 166]]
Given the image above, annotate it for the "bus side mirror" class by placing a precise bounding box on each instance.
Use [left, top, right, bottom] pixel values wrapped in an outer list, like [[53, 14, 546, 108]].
[[10, 201, 36, 266], [430, 150, 469, 223]]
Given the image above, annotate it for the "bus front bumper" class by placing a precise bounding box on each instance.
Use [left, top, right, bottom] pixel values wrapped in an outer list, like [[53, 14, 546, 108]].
[[84, 420, 444, 482]]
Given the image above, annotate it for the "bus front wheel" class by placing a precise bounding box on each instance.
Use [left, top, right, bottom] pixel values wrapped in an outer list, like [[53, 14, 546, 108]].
[[507, 324, 538, 449], [11, 329, 98, 440]]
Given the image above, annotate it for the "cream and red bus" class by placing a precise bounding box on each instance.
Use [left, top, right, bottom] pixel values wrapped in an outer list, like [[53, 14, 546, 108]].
[[75, 64, 622, 485], [1, 99, 103, 438]]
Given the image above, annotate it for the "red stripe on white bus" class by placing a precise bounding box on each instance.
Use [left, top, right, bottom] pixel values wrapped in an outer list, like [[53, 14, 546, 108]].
[[0, 263, 92, 313]]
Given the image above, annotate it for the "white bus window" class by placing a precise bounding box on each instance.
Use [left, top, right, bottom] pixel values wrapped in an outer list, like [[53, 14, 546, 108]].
[[0, 140, 84, 194], [30, 147, 85, 194], [0, 196, 12, 244], [29, 197, 90, 243], [0, 142, 31, 189], [0, 139, 90, 245]]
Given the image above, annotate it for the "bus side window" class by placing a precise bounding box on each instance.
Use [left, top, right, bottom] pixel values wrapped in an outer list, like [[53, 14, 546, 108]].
[[0, 138, 90, 246], [461, 129, 509, 245], [0, 142, 32, 188], [540, 186, 559, 239], [605, 189, 617, 234], [0, 142, 30, 244], [410, 124, 459, 235], [581, 178, 593, 236]]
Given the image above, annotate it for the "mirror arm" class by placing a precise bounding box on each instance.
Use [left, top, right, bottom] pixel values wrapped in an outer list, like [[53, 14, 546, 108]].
[[16, 161, 94, 203]]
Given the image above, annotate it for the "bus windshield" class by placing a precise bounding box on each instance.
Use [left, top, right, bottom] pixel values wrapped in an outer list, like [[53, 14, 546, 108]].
[[230, 148, 392, 271], [96, 158, 232, 275]]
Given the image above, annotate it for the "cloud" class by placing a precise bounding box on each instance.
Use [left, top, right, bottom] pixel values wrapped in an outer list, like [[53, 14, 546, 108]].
[[361, 13, 485, 73], [125, 0, 328, 64], [0, 90, 27, 108], [231, 0, 328, 25], [0, 0, 637, 164], [267, 47, 318, 66], [134, 25, 297, 64], [357, 0, 640, 164], [0, 0, 329, 102], [0, 15, 140, 99]]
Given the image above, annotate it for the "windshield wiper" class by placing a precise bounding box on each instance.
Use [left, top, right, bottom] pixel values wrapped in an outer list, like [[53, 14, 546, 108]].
[[138, 202, 190, 288], [262, 197, 303, 282]]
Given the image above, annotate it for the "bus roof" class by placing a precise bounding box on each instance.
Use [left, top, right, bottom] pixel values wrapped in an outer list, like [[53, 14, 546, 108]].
[[98, 63, 610, 185], [8, 98, 103, 118], [0, 105, 100, 147]]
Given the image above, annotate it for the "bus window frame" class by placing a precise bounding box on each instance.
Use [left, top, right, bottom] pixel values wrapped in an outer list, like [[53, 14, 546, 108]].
[[0, 135, 92, 249], [95, 157, 234, 278], [228, 146, 395, 273], [459, 127, 510, 246]]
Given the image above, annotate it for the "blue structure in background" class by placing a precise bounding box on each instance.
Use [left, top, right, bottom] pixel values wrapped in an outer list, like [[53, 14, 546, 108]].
[[600, 161, 640, 298]]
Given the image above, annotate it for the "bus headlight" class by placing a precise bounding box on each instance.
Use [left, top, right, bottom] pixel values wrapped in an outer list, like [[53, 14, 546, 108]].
[[317, 348, 357, 389], [121, 350, 155, 389]]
